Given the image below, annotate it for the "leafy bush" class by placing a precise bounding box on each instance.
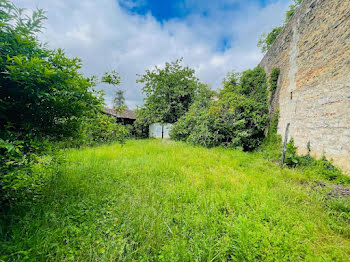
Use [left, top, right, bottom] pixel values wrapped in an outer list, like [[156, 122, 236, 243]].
[[0, 1, 126, 202], [171, 67, 269, 151], [133, 107, 152, 138], [0, 136, 61, 204], [83, 113, 129, 146], [170, 84, 215, 145], [284, 138, 348, 183], [0, 139, 28, 202], [258, 110, 348, 183], [0, 1, 105, 140], [284, 138, 299, 167], [259, 110, 282, 161]]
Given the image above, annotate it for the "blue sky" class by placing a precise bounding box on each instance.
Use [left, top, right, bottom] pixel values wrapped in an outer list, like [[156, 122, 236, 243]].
[[17, 0, 291, 108], [121, 0, 271, 21]]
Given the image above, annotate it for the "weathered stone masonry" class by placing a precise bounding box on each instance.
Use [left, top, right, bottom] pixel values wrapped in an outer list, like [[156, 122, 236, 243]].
[[260, 0, 350, 173]]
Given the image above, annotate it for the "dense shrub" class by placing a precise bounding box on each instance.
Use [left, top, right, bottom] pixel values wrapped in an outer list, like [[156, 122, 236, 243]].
[[171, 67, 269, 151], [284, 138, 299, 168], [83, 113, 128, 146], [259, 110, 282, 161], [0, 1, 126, 202], [133, 107, 152, 138], [170, 85, 216, 146]]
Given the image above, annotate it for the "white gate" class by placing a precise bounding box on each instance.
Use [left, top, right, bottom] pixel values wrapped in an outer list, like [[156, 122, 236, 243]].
[[149, 123, 173, 138]]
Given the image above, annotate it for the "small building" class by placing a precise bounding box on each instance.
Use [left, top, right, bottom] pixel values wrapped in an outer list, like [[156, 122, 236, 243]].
[[103, 107, 136, 125], [149, 123, 173, 139]]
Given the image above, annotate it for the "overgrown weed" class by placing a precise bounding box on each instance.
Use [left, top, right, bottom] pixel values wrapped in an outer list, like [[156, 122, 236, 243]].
[[1, 140, 349, 261]]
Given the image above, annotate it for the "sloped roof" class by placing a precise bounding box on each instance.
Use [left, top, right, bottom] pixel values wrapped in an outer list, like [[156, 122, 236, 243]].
[[103, 107, 136, 120]]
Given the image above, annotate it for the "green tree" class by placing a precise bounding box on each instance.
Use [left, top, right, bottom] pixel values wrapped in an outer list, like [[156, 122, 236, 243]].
[[114, 89, 126, 108], [102, 70, 121, 87], [101, 70, 126, 112], [134, 58, 202, 136]]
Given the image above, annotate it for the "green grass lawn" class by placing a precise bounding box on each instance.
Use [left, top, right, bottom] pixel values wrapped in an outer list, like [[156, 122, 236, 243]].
[[1, 139, 350, 261]]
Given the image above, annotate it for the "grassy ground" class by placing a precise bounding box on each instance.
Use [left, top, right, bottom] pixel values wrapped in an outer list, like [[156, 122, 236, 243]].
[[1, 139, 349, 261]]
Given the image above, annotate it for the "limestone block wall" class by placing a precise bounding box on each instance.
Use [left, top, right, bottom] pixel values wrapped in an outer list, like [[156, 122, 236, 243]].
[[259, 0, 350, 173]]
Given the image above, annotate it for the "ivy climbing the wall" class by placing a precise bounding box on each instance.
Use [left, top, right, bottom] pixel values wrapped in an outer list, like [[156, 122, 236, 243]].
[[269, 68, 280, 104]]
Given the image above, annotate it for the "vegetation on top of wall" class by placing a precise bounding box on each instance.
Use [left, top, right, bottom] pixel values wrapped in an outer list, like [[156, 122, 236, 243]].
[[257, 26, 284, 54], [258, 0, 303, 53], [285, 0, 303, 22], [171, 66, 269, 151]]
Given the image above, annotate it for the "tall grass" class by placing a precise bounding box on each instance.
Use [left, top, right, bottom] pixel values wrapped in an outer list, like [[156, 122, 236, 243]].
[[1, 139, 349, 261]]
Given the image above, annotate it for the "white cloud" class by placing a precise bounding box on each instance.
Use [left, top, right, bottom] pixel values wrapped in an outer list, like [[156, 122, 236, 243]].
[[14, 0, 290, 108]]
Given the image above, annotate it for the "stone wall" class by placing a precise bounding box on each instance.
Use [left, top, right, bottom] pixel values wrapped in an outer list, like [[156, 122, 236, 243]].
[[259, 0, 350, 173]]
